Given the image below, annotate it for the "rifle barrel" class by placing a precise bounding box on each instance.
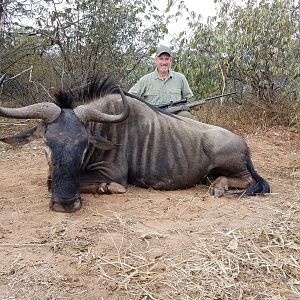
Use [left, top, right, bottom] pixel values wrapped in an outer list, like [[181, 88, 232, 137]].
[[165, 91, 236, 113], [193, 91, 236, 103]]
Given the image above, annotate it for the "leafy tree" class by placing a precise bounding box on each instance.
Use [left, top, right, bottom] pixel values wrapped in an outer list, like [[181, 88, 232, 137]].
[[217, 0, 299, 105], [173, 0, 299, 106], [1, 0, 176, 102]]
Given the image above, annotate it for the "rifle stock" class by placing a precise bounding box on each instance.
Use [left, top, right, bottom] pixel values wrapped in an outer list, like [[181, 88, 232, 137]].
[[163, 92, 236, 114]]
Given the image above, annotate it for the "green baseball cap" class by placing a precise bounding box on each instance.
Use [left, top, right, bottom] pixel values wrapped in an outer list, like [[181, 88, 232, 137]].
[[156, 45, 172, 57]]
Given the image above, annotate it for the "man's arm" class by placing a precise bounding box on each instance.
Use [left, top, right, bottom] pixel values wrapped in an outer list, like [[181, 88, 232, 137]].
[[181, 75, 193, 99]]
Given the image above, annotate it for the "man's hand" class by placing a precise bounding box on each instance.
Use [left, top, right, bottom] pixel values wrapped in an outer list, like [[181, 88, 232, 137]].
[[181, 105, 191, 112], [192, 106, 201, 111]]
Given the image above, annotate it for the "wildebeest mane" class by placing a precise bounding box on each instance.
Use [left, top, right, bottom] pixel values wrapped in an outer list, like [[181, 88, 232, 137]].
[[78, 73, 121, 101], [52, 72, 176, 118], [52, 73, 121, 109]]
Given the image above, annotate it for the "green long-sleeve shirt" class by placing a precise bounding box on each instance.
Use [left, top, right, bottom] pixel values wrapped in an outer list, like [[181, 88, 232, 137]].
[[129, 69, 193, 106]]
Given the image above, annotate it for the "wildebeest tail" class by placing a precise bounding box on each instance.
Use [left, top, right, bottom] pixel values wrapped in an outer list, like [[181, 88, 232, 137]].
[[244, 158, 270, 196]]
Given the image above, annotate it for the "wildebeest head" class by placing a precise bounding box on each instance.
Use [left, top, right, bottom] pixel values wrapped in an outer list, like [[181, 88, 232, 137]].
[[0, 74, 130, 212]]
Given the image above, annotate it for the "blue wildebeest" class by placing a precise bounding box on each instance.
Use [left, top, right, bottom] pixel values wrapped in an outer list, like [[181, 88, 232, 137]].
[[0, 74, 270, 212]]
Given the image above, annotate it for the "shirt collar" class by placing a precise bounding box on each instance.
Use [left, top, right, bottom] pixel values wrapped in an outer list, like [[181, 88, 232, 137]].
[[154, 69, 173, 80]]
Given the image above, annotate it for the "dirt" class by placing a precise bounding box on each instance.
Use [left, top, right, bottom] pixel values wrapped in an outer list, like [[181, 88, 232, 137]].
[[0, 123, 299, 299]]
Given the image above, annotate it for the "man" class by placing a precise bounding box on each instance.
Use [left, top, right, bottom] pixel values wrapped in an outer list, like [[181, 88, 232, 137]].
[[129, 44, 194, 117]]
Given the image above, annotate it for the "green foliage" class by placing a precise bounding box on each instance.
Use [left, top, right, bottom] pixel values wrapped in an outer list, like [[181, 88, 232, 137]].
[[174, 0, 299, 107], [220, 0, 299, 105], [1, 0, 172, 101]]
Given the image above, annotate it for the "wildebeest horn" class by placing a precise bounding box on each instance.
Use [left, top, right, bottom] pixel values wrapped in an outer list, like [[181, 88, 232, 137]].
[[0, 74, 6, 85], [0, 102, 61, 123], [74, 86, 130, 124]]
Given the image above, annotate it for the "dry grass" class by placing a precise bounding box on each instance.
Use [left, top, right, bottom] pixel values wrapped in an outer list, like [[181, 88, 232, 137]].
[[85, 204, 300, 300], [194, 99, 300, 133], [1, 199, 299, 300]]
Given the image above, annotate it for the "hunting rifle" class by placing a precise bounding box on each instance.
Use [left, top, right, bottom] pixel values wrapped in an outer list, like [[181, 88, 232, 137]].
[[158, 91, 236, 113]]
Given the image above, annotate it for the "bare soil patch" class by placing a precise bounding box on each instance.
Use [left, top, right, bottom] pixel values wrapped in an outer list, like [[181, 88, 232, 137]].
[[0, 123, 299, 299]]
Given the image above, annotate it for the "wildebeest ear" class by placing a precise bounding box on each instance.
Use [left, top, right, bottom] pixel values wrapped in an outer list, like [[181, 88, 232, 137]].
[[0, 124, 46, 146], [90, 134, 116, 150]]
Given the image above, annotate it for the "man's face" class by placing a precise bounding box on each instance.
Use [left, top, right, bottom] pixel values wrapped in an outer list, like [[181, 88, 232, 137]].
[[155, 53, 172, 74]]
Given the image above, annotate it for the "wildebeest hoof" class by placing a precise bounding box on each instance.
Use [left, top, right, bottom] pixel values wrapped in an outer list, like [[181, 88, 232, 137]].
[[209, 185, 228, 198], [50, 198, 82, 213], [97, 182, 126, 194]]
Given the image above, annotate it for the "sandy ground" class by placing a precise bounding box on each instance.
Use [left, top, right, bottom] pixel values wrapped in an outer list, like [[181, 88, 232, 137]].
[[0, 122, 299, 299]]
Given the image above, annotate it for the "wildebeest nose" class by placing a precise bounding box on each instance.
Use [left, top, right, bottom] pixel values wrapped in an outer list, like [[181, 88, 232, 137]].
[[50, 197, 82, 213]]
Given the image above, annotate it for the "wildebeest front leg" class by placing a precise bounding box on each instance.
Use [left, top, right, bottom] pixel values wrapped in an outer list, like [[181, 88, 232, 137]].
[[209, 175, 252, 197], [80, 182, 126, 194]]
